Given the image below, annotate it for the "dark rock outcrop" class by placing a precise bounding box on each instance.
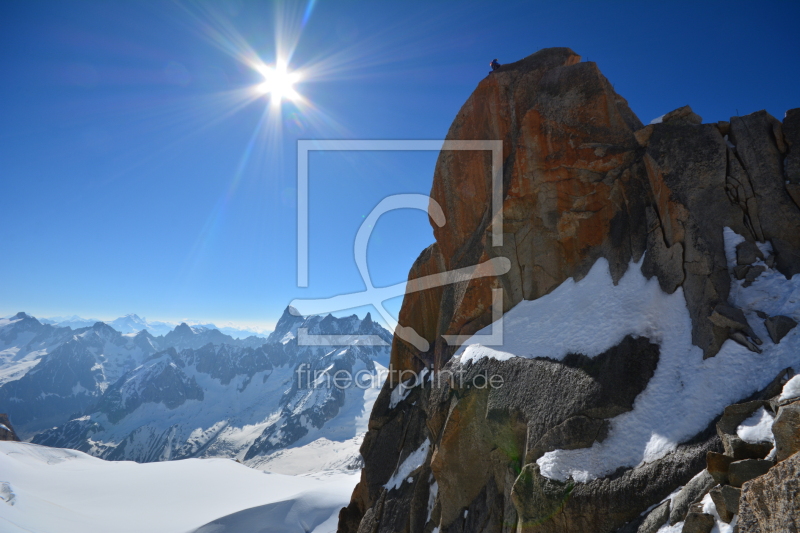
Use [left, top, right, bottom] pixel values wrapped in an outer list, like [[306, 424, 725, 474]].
[[0, 414, 20, 441]]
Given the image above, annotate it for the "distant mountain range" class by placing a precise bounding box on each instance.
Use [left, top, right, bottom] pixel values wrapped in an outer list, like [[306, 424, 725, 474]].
[[39, 313, 270, 339], [0, 307, 391, 471]]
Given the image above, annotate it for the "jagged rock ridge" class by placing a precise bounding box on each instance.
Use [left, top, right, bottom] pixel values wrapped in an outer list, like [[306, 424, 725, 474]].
[[30, 307, 391, 465]]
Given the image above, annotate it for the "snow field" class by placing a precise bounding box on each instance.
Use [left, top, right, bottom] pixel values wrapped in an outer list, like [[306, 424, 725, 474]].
[[0, 441, 357, 533]]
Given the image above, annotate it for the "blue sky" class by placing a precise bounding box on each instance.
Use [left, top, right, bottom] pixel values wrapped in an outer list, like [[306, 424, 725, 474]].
[[1, 1, 798, 331]]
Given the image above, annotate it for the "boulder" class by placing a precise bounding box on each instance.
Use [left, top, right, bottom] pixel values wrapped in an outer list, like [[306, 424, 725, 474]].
[[764, 315, 797, 344], [715, 400, 773, 460], [681, 511, 715, 533], [708, 304, 762, 353], [708, 485, 740, 523], [732, 265, 766, 287], [708, 304, 760, 344], [737, 451, 800, 532], [727, 459, 773, 488], [732, 265, 750, 280], [735, 241, 764, 265], [637, 500, 670, 533], [706, 451, 734, 485], [661, 105, 703, 125], [772, 400, 800, 461], [742, 265, 766, 287], [668, 470, 716, 525]]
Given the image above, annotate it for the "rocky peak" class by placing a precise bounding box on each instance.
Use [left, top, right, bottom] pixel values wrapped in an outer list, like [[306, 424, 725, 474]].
[[89, 321, 119, 337], [172, 322, 193, 335], [398, 47, 649, 372], [267, 306, 306, 344], [135, 328, 155, 339], [340, 48, 800, 533]]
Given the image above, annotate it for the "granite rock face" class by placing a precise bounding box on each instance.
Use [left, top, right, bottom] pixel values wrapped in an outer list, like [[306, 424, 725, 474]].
[[338, 49, 799, 533], [737, 452, 800, 533]]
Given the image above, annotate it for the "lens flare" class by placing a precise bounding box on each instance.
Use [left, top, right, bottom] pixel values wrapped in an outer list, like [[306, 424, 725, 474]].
[[255, 61, 301, 104]]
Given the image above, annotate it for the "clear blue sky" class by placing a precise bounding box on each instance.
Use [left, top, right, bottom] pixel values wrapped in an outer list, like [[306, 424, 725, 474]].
[[1, 1, 798, 330]]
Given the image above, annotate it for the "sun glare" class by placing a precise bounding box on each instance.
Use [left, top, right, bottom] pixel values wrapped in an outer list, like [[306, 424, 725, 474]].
[[256, 62, 301, 104]]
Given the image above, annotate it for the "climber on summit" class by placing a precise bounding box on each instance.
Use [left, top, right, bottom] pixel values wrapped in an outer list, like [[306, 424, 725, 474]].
[[490, 58, 501, 71]]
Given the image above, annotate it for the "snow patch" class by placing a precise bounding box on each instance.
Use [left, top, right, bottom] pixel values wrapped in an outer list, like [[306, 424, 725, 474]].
[[736, 407, 775, 444], [780, 375, 800, 402], [389, 368, 429, 409], [427, 479, 438, 522], [385, 438, 430, 491]]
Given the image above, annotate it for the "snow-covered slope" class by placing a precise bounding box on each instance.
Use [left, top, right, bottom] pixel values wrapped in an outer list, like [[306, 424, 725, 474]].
[[455, 229, 800, 483], [0, 440, 357, 533], [0, 313, 75, 386], [0, 322, 162, 437], [30, 307, 391, 467]]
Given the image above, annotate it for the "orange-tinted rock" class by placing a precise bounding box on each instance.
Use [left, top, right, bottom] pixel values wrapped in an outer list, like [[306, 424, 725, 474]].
[[394, 47, 649, 372], [392, 243, 446, 373], [344, 47, 800, 533]]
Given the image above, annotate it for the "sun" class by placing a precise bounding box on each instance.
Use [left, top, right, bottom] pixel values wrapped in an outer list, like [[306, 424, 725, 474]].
[[256, 61, 301, 104]]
